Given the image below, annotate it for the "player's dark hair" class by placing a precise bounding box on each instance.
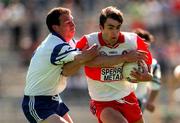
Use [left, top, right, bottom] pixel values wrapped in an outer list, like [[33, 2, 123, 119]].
[[133, 28, 155, 43], [100, 6, 123, 28], [46, 7, 71, 33]]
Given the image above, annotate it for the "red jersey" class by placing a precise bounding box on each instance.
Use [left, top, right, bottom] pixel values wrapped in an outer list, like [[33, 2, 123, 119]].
[[76, 32, 152, 101], [77, 32, 152, 82]]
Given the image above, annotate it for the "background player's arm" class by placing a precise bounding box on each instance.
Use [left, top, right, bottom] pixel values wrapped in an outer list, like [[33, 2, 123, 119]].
[[145, 90, 158, 112], [146, 63, 161, 112]]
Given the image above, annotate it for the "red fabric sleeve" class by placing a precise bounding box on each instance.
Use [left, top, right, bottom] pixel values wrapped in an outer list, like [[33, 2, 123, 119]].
[[76, 36, 102, 80], [137, 36, 152, 65], [76, 36, 89, 50]]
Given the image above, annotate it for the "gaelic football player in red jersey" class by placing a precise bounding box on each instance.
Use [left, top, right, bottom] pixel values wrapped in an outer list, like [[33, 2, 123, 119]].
[[75, 6, 152, 123]]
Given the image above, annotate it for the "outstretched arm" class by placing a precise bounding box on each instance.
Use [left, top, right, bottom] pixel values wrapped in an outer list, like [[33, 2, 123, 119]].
[[145, 90, 159, 112], [62, 44, 99, 76], [146, 62, 161, 112], [85, 50, 148, 67]]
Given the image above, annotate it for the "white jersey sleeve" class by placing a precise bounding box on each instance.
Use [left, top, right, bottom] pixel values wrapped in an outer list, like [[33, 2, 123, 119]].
[[50, 42, 80, 65], [150, 59, 161, 90], [24, 34, 80, 96]]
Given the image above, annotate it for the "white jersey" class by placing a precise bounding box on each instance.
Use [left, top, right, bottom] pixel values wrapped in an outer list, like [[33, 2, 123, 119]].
[[135, 58, 161, 98], [24, 33, 80, 96], [77, 32, 152, 101]]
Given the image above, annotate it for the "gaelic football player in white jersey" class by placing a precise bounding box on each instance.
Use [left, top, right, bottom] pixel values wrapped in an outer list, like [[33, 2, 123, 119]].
[[74, 6, 153, 123], [133, 28, 161, 113], [21, 7, 99, 123]]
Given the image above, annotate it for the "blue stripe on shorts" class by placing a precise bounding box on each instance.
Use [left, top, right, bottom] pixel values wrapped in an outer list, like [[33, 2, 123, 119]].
[[21, 94, 69, 123]]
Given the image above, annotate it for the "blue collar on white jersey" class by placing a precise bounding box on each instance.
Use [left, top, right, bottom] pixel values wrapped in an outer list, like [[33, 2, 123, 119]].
[[52, 32, 76, 44], [52, 32, 66, 42]]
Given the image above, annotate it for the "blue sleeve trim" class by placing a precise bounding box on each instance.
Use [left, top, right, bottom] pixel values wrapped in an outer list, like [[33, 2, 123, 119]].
[[50, 43, 77, 65]]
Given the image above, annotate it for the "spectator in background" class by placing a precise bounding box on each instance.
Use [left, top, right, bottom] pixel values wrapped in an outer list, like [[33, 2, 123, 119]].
[[133, 28, 161, 113], [142, 0, 163, 36], [171, 0, 180, 39], [20, 0, 41, 66], [21, 7, 99, 123], [6, 0, 25, 51]]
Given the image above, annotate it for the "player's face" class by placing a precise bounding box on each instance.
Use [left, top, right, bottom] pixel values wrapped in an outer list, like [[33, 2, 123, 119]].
[[57, 14, 75, 41], [100, 18, 121, 45]]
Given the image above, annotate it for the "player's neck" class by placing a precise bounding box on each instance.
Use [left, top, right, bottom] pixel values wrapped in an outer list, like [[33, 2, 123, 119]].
[[102, 35, 118, 47]]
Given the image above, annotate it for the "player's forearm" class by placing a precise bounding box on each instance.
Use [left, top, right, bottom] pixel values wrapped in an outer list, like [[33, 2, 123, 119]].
[[147, 90, 159, 103], [62, 62, 82, 76], [85, 50, 149, 67], [85, 55, 127, 67], [62, 46, 99, 76], [61, 54, 85, 76]]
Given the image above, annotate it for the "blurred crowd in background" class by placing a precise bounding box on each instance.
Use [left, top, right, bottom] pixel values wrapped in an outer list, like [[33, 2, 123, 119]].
[[1, 0, 180, 72], [0, 0, 180, 122]]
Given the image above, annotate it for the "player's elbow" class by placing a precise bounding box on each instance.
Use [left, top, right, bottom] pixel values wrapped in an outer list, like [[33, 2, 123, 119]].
[[61, 71, 68, 77], [61, 71, 74, 77]]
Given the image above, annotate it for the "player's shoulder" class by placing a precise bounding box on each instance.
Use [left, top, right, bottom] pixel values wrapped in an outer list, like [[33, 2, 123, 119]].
[[50, 34, 66, 44], [84, 32, 100, 45], [121, 32, 138, 40], [43, 34, 74, 53], [85, 32, 99, 38], [50, 34, 72, 47], [121, 32, 138, 44], [121, 32, 137, 37]]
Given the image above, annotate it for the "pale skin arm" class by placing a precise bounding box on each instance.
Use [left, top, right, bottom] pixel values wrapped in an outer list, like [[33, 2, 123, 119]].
[[145, 90, 159, 112], [62, 44, 99, 76], [85, 54, 127, 67], [85, 50, 148, 67], [145, 63, 161, 112]]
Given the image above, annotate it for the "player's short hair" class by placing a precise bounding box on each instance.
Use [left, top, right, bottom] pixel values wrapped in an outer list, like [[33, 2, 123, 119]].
[[100, 6, 123, 28], [46, 7, 71, 33], [133, 28, 155, 43]]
